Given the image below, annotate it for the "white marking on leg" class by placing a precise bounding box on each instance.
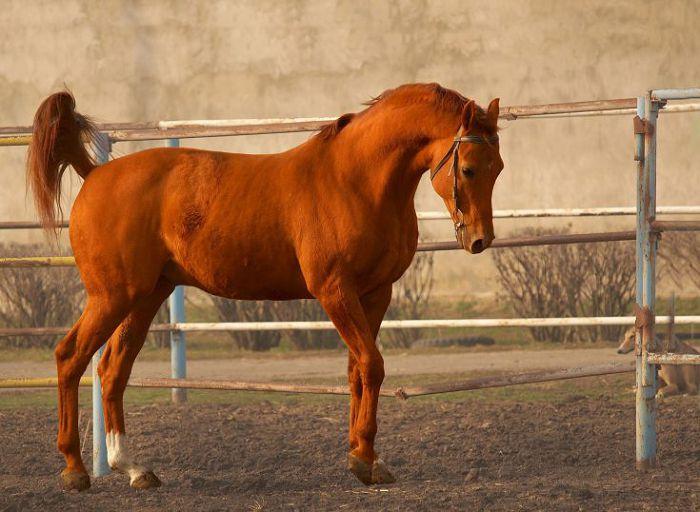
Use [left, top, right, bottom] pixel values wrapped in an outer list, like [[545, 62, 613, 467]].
[[106, 432, 150, 484]]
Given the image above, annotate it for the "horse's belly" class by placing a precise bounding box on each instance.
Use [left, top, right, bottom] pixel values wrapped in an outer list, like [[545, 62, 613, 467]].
[[166, 237, 311, 300]]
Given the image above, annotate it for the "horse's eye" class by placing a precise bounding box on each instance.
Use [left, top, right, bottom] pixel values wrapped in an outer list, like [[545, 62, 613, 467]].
[[461, 167, 475, 178]]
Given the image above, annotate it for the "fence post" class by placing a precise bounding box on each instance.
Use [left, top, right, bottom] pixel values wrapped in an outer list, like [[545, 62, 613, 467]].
[[92, 132, 111, 477], [635, 94, 659, 470], [166, 138, 187, 403]]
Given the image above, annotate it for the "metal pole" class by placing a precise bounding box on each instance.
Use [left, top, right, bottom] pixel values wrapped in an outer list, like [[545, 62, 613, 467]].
[[92, 132, 111, 477], [166, 138, 187, 403], [635, 94, 659, 470]]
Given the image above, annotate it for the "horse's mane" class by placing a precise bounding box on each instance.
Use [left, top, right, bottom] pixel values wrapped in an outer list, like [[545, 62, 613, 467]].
[[316, 83, 493, 141]]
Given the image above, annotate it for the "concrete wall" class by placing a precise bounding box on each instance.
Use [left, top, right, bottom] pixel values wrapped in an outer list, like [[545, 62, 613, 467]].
[[1, 0, 699, 296]]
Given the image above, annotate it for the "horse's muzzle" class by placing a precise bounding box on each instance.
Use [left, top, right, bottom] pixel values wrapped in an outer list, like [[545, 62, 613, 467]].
[[463, 232, 494, 254], [457, 226, 494, 254]]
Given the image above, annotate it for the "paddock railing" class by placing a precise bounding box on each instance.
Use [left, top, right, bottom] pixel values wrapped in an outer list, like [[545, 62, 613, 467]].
[[1, 90, 699, 476]]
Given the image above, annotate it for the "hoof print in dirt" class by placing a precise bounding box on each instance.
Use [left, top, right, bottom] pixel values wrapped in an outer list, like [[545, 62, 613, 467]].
[[131, 471, 162, 490], [60, 471, 91, 492]]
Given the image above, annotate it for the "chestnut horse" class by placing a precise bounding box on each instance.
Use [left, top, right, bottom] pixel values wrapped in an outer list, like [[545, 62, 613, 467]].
[[27, 83, 503, 491]]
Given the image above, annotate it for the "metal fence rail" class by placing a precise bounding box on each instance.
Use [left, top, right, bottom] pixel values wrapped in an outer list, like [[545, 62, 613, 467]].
[[2, 96, 700, 145], [0, 362, 637, 399], [1, 88, 699, 477], [3, 205, 699, 230], [0, 315, 698, 338]]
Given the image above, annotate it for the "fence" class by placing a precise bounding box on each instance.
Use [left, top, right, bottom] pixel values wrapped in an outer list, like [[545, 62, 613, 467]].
[[0, 90, 699, 476]]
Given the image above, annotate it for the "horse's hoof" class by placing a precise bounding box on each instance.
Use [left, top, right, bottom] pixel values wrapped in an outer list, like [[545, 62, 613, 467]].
[[348, 454, 396, 485], [348, 453, 373, 485], [130, 470, 162, 490], [371, 458, 396, 484], [60, 470, 91, 492]]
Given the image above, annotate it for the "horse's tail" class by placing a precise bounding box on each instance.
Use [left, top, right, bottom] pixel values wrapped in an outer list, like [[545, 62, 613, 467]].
[[27, 90, 99, 230]]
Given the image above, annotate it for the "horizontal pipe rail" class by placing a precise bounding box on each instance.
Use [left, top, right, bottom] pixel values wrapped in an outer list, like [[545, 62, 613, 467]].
[[0, 256, 76, 267], [1, 315, 698, 337], [0, 229, 641, 268], [395, 362, 636, 397], [652, 88, 700, 100], [0, 377, 91, 388], [510, 102, 700, 119], [3, 206, 697, 230], [0, 220, 69, 230], [3, 97, 700, 146], [418, 205, 700, 220], [163, 315, 700, 331], [0, 362, 636, 397], [651, 220, 700, 232], [417, 230, 636, 252], [645, 353, 700, 365]]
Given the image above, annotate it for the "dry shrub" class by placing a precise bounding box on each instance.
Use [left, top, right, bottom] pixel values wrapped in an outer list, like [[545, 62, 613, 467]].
[[383, 251, 435, 348], [659, 232, 700, 291], [273, 300, 341, 350], [209, 298, 281, 351], [492, 228, 635, 342], [148, 302, 171, 348], [208, 297, 340, 351], [0, 242, 84, 348]]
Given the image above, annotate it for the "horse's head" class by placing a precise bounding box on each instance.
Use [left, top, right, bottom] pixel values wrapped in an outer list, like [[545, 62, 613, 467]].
[[430, 98, 503, 254]]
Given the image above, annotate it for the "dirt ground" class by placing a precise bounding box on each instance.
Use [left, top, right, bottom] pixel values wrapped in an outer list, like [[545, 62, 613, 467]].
[[1, 379, 699, 511]]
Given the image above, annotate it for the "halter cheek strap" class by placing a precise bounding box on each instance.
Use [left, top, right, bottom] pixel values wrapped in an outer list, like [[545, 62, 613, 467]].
[[429, 132, 499, 245]]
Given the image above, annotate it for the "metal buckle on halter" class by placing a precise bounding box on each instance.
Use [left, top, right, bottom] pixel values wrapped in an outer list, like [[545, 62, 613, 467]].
[[454, 212, 466, 238]]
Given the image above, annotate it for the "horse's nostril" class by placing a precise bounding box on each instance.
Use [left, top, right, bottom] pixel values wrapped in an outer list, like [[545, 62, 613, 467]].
[[470, 239, 484, 254]]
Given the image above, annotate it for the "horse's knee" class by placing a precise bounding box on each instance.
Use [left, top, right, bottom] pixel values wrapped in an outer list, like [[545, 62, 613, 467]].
[[359, 352, 385, 388], [56, 354, 87, 386]]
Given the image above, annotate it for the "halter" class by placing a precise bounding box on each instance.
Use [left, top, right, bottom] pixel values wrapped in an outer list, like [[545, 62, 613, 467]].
[[429, 131, 499, 247]]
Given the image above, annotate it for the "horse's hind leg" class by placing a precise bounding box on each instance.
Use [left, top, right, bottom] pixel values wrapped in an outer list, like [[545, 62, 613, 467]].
[[98, 278, 174, 489], [55, 297, 130, 491]]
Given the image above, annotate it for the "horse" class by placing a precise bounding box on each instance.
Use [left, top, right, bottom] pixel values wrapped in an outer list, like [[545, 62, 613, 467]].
[[27, 82, 504, 491]]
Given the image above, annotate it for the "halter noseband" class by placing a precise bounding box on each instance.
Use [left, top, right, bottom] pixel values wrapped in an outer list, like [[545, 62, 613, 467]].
[[429, 132, 499, 247]]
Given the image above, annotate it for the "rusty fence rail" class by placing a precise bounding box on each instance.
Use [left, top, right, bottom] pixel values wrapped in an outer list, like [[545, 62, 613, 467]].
[[2, 96, 700, 145], [0, 362, 637, 399], [4, 221, 699, 269]]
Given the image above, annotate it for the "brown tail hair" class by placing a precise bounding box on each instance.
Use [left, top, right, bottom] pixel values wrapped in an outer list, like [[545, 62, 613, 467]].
[[26, 91, 99, 231]]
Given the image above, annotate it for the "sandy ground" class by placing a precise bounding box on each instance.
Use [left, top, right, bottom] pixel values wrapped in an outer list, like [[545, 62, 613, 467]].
[[1, 387, 699, 511], [0, 347, 630, 381]]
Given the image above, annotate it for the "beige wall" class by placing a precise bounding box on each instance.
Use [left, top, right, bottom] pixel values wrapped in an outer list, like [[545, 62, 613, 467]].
[[1, 0, 699, 296]]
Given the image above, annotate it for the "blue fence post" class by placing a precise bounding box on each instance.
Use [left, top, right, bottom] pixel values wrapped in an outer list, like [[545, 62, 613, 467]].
[[635, 93, 659, 470], [166, 138, 187, 403], [92, 132, 111, 477]]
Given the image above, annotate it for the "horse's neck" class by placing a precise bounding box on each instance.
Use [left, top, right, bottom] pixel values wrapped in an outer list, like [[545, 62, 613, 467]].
[[331, 111, 458, 208]]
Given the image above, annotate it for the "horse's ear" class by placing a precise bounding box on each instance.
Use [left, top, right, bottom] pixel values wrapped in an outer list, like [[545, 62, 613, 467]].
[[461, 100, 477, 131], [487, 98, 500, 127]]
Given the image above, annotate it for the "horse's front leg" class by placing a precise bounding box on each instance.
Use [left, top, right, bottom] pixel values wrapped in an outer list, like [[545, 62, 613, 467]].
[[318, 283, 395, 485]]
